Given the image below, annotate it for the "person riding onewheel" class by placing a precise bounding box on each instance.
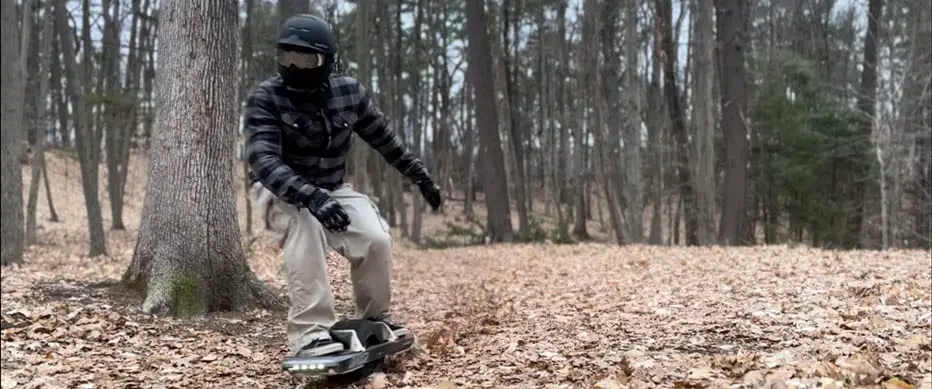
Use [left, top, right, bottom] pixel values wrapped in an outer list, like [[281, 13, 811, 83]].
[[243, 14, 443, 359]]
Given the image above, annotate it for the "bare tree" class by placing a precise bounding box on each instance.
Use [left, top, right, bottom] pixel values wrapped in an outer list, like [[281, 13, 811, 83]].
[[715, 0, 751, 245], [621, 0, 644, 243], [55, 0, 107, 256], [123, 0, 282, 315], [1, 0, 25, 266], [409, 0, 427, 243], [139, 0, 159, 147], [583, 0, 624, 244], [657, 0, 698, 245], [846, 0, 884, 248], [465, 0, 514, 243], [49, 16, 68, 149], [103, 0, 135, 231], [692, 0, 718, 244], [392, 0, 409, 235], [26, 0, 53, 246], [501, 0, 531, 239], [554, 1, 572, 241], [366, 0, 386, 217], [433, 0, 457, 216], [571, 48, 590, 242], [350, 0, 373, 195], [376, 0, 400, 228]]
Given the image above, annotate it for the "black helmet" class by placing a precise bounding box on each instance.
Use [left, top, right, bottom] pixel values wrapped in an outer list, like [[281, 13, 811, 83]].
[[277, 14, 336, 90]]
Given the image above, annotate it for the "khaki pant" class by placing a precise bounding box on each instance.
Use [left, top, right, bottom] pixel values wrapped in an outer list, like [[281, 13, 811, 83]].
[[264, 184, 394, 353], [251, 181, 292, 241]]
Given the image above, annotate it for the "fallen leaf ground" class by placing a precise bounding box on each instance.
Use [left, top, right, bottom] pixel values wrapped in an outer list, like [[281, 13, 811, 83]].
[[2, 154, 931, 389]]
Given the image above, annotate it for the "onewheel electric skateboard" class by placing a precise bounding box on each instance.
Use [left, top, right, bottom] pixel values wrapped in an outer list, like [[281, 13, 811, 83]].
[[282, 319, 414, 381]]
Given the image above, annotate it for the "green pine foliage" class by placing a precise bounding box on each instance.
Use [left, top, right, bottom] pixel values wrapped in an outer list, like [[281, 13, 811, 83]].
[[749, 51, 874, 248]]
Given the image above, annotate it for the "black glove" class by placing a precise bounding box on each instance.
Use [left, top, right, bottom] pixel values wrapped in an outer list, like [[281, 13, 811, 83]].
[[304, 189, 351, 232], [403, 161, 443, 211], [415, 178, 443, 211]]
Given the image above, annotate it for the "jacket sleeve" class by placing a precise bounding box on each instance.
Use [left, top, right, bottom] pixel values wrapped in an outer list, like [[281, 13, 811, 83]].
[[243, 86, 320, 206], [351, 82, 430, 181]]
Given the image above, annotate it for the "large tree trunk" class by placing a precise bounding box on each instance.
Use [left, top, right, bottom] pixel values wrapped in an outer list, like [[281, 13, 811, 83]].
[[56, 0, 108, 256], [465, 0, 514, 243], [715, 0, 751, 245], [845, 0, 883, 248], [692, 0, 718, 245], [122, 0, 282, 316], [904, 1, 932, 248], [1, 0, 25, 266]]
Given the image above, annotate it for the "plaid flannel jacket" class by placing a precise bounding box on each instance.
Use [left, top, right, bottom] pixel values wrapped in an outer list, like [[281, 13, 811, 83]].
[[243, 74, 424, 206]]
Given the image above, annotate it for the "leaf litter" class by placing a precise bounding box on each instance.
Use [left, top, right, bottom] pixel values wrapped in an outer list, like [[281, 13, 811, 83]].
[[2, 153, 931, 389]]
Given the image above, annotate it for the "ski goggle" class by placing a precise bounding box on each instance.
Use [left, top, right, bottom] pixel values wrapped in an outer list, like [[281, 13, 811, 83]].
[[278, 50, 326, 69]]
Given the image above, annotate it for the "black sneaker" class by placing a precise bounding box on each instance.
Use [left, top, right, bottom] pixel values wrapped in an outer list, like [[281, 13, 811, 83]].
[[295, 337, 344, 357]]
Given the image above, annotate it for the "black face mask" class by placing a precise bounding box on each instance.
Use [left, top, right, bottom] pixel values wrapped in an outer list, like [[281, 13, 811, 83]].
[[278, 64, 330, 92]]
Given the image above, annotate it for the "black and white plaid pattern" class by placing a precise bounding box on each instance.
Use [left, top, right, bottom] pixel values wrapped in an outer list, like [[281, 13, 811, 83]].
[[244, 74, 424, 206]]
